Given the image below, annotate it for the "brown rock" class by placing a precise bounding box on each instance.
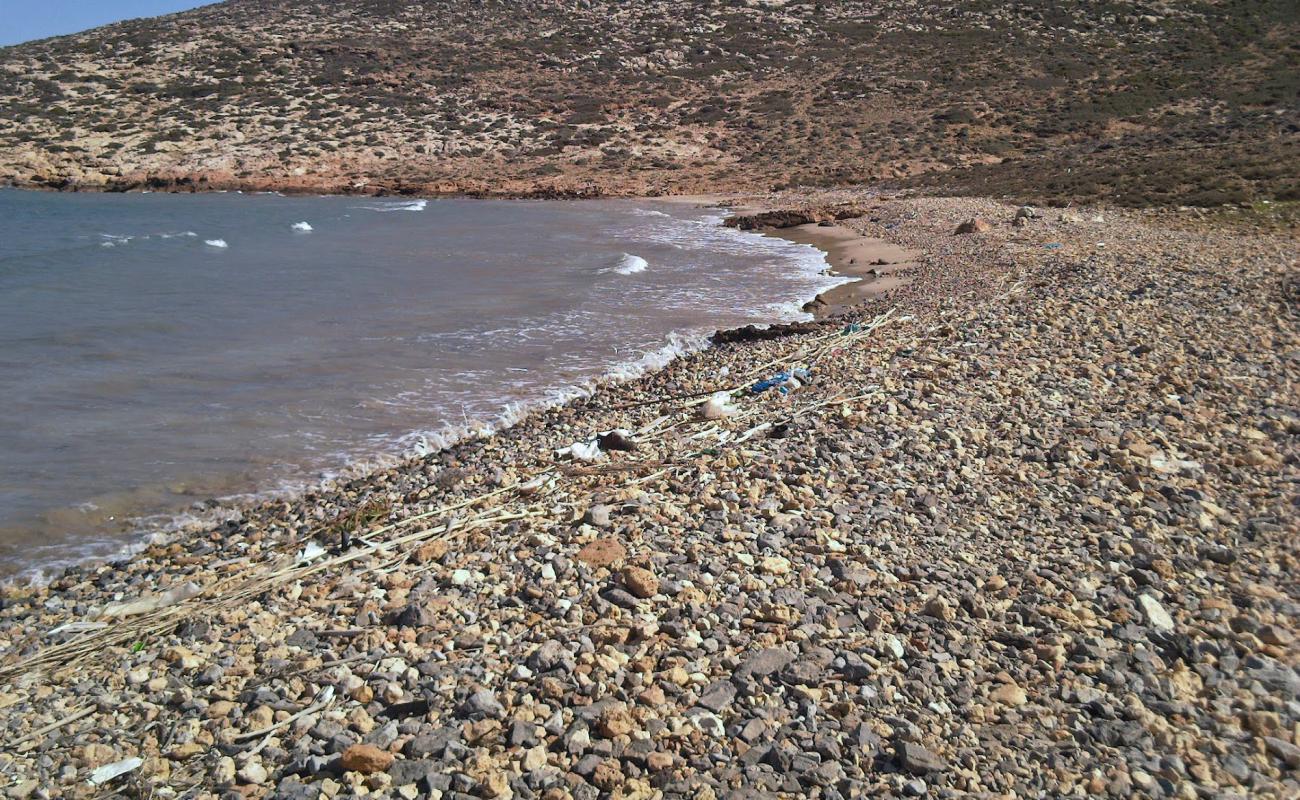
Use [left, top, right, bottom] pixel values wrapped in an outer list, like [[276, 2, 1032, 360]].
[[955, 217, 992, 234], [596, 703, 635, 738], [647, 751, 674, 771], [621, 566, 659, 599], [577, 538, 627, 568], [1258, 624, 1294, 646], [923, 596, 956, 621], [410, 540, 449, 565], [591, 759, 624, 790], [990, 683, 1028, 706], [340, 743, 394, 774]]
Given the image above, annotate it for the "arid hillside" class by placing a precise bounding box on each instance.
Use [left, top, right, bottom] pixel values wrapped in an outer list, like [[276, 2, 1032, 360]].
[[1, 0, 1296, 204]]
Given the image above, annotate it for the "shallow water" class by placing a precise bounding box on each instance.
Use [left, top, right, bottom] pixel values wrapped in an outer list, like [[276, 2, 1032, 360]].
[[0, 190, 842, 579]]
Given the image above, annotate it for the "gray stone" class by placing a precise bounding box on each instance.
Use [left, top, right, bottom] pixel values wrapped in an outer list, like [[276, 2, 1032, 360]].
[[897, 741, 945, 775], [696, 680, 736, 712], [583, 505, 613, 527], [735, 648, 795, 681]]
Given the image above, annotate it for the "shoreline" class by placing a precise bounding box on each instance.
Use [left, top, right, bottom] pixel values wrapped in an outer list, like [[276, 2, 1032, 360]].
[[1, 193, 1295, 798], [0, 194, 854, 586]]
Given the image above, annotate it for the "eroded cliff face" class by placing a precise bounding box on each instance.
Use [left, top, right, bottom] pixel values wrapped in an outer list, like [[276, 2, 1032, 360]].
[[2, 0, 1296, 204]]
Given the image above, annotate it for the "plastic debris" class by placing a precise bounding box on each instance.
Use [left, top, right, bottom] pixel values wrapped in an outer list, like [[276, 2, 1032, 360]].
[[1044, 243, 1063, 250], [751, 368, 811, 395], [98, 581, 203, 619], [87, 757, 143, 786], [296, 541, 327, 564], [700, 391, 736, 420], [559, 440, 604, 462]]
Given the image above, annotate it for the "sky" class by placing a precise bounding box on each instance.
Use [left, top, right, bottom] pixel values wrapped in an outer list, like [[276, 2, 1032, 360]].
[[0, 1, 213, 47]]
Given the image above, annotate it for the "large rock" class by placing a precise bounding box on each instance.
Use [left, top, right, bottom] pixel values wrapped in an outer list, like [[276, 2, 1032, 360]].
[[577, 538, 626, 568], [339, 744, 394, 775], [897, 741, 946, 775], [621, 566, 659, 599], [955, 217, 992, 234], [735, 648, 795, 681]]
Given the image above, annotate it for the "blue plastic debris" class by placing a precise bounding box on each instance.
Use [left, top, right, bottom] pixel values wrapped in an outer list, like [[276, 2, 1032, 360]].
[[752, 368, 812, 395]]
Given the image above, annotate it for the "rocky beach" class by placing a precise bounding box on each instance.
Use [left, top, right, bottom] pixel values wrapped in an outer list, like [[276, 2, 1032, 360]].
[[1, 193, 1296, 799]]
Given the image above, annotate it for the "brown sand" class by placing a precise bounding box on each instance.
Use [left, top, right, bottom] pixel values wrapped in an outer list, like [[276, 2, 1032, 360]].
[[661, 195, 920, 318], [764, 222, 920, 318]]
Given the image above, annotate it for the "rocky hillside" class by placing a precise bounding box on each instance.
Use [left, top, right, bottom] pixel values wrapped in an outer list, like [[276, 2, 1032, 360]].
[[1, 0, 1296, 204]]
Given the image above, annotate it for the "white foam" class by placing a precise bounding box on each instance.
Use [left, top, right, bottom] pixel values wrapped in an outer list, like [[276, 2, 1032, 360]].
[[204, 239, 228, 248], [355, 199, 427, 212], [609, 253, 648, 275], [292, 221, 313, 232]]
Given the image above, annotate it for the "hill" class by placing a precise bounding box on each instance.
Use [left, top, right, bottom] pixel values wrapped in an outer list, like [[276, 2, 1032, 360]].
[[1, 0, 1296, 204]]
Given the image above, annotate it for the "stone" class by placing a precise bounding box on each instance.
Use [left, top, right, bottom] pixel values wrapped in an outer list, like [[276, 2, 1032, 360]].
[[410, 540, 449, 565], [527, 640, 569, 673], [577, 538, 626, 568], [696, 680, 736, 712], [340, 744, 395, 775], [735, 648, 795, 680], [990, 683, 1027, 707], [583, 504, 613, 527], [1264, 737, 1300, 768], [689, 712, 725, 737], [897, 741, 945, 775], [1258, 624, 1294, 646], [459, 689, 505, 719], [596, 703, 635, 738], [955, 217, 991, 234], [237, 760, 268, 785], [922, 596, 955, 621], [388, 759, 436, 788], [1137, 595, 1175, 631], [621, 565, 659, 599]]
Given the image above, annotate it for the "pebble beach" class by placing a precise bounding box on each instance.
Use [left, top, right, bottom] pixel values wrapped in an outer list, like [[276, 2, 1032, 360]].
[[1, 195, 1296, 799]]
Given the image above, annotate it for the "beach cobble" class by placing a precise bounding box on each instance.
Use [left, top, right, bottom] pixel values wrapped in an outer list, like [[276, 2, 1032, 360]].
[[0, 196, 1295, 799]]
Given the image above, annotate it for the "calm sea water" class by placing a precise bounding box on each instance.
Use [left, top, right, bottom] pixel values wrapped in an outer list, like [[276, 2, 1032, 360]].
[[0, 190, 842, 579]]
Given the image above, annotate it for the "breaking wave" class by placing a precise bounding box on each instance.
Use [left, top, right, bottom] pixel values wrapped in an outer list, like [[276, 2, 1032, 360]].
[[356, 199, 427, 213], [608, 253, 648, 275]]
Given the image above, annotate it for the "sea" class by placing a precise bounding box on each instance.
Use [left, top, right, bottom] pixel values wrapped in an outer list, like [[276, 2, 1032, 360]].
[[0, 189, 845, 580]]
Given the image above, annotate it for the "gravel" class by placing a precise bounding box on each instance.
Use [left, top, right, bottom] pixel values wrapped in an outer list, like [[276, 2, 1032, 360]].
[[0, 195, 1295, 799]]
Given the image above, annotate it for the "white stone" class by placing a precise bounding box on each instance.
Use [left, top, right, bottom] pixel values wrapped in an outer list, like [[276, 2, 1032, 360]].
[[1138, 595, 1175, 631]]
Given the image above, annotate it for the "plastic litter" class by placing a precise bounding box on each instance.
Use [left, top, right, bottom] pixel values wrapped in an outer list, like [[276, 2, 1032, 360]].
[[296, 541, 327, 564], [560, 440, 604, 462], [1044, 243, 1063, 250], [752, 368, 811, 395], [87, 757, 143, 786], [98, 581, 203, 619], [700, 391, 736, 420]]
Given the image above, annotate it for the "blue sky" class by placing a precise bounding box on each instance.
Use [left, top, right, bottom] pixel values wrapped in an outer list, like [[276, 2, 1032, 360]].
[[0, 1, 213, 47]]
